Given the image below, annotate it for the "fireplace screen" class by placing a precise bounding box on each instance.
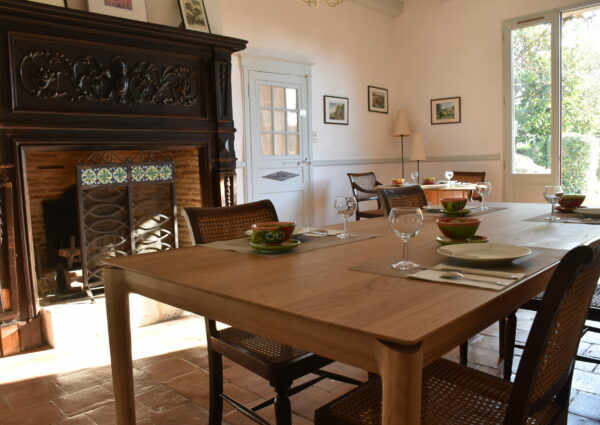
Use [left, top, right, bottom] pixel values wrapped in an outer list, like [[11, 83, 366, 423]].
[[77, 153, 178, 290]]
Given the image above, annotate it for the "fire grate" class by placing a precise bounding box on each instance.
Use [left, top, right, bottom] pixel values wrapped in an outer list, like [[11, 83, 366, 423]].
[[77, 152, 177, 291]]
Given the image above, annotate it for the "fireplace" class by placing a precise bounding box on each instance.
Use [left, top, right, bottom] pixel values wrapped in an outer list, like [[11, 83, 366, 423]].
[[0, 0, 246, 356], [27, 148, 201, 300]]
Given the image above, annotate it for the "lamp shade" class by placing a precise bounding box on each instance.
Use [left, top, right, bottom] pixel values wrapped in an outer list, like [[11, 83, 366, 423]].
[[410, 134, 427, 161], [393, 110, 411, 137]]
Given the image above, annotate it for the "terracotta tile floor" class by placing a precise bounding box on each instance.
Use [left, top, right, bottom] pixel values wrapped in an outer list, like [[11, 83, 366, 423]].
[[1, 310, 599, 424]]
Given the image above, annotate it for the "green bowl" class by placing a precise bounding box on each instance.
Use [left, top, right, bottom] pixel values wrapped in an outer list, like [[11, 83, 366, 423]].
[[249, 222, 295, 245], [436, 217, 481, 241], [558, 194, 585, 210], [441, 197, 468, 212]]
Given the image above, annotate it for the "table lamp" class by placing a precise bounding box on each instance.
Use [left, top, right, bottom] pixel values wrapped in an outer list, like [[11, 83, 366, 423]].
[[393, 110, 411, 179], [410, 133, 427, 182]]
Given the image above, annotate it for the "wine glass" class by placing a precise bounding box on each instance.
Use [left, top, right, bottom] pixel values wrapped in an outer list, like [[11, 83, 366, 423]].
[[444, 170, 454, 184], [475, 181, 492, 210], [333, 196, 357, 238], [543, 186, 564, 222], [410, 171, 419, 184], [388, 207, 424, 270]]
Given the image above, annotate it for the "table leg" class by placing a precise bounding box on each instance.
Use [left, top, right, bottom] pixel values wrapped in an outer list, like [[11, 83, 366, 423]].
[[376, 340, 423, 425], [105, 267, 136, 425]]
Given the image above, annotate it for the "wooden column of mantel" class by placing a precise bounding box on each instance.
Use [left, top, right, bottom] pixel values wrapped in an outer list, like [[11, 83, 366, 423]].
[[0, 0, 246, 355]]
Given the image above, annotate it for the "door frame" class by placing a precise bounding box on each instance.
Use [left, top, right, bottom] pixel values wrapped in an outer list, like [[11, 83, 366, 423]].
[[240, 55, 315, 224], [502, 0, 600, 201]]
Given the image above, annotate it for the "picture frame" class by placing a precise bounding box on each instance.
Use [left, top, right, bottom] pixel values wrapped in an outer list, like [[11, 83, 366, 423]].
[[87, 0, 147, 22], [323, 95, 349, 125], [178, 0, 211, 33], [430, 96, 461, 125], [28, 0, 67, 6], [368, 86, 388, 114]]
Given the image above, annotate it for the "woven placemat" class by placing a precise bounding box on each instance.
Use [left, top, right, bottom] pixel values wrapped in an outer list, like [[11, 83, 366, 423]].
[[202, 233, 380, 256], [350, 246, 567, 284], [524, 213, 600, 224], [424, 207, 507, 217]]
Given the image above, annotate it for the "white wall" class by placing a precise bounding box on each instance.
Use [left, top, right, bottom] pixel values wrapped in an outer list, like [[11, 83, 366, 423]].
[[392, 0, 581, 203]]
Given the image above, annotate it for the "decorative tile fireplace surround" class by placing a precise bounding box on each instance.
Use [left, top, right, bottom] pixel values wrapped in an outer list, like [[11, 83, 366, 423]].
[[0, 0, 246, 356]]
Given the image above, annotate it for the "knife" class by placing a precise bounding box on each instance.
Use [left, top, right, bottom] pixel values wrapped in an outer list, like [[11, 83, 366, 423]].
[[432, 265, 521, 280]]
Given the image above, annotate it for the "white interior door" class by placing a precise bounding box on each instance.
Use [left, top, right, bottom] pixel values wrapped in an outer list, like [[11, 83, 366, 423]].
[[503, 13, 560, 202], [248, 71, 312, 225]]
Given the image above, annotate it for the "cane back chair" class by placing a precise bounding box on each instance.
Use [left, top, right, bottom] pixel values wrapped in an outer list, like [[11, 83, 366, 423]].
[[314, 237, 600, 425], [452, 171, 486, 201], [347, 172, 384, 220], [183, 200, 362, 425], [380, 185, 428, 215]]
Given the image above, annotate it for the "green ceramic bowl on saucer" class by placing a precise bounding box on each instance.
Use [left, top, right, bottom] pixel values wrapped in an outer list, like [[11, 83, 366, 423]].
[[249, 222, 295, 245], [557, 194, 586, 211], [436, 235, 489, 245], [440, 197, 468, 212], [442, 208, 471, 217], [436, 217, 481, 241]]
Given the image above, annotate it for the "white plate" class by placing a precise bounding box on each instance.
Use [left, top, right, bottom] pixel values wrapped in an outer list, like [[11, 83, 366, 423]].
[[574, 208, 600, 218], [437, 243, 532, 264], [424, 205, 444, 212]]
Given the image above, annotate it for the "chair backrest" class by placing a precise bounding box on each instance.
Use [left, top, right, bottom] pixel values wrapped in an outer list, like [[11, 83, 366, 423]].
[[380, 186, 427, 215], [183, 200, 279, 244], [347, 172, 380, 201], [452, 171, 486, 200], [504, 237, 600, 424]]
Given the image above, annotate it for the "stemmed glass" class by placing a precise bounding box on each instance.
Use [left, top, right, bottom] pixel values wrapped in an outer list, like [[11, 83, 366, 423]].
[[445, 170, 454, 185], [333, 196, 357, 239], [410, 171, 419, 184], [388, 207, 424, 270], [543, 186, 564, 222], [475, 181, 492, 210]]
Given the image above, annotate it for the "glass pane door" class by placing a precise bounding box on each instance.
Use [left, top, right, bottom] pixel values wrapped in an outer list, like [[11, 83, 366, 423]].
[[561, 5, 600, 203]]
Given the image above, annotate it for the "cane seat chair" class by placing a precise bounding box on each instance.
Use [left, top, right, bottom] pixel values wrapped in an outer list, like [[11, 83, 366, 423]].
[[380, 185, 428, 215], [347, 172, 384, 220], [452, 171, 486, 201], [502, 282, 600, 380], [183, 200, 362, 425], [315, 237, 600, 425]]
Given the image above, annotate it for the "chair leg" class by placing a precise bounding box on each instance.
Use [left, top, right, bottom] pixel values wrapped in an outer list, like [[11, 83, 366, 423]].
[[274, 384, 292, 425], [498, 317, 505, 360], [503, 311, 517, 381], [208, 350, 224, 425], [459, 341, 468, 365]]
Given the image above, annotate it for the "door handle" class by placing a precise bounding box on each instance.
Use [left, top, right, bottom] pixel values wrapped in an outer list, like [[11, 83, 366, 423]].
[[282, 159, 312, 166]]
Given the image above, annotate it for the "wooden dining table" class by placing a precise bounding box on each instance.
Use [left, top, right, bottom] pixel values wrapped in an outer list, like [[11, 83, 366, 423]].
[[104, 202, 598, 425]]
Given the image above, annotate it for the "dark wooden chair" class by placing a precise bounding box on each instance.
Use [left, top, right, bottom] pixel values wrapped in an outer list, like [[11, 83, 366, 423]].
[[380, 185, 428, 215], [183, 200, 362, 425], [452, 171, 486, 201], [314, 237, 600, 425], [501, 283, 600, 380], [347, 172, 384, 220]]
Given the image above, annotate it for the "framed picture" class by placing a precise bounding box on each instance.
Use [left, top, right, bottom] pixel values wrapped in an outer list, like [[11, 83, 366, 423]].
[[179, 0, 211, 33], [87, 0, 147, 22], [323, 95, 349, 125], [431, 97, 461, 124], [368, 86, 388, 114], [28, 0, 67, 6]]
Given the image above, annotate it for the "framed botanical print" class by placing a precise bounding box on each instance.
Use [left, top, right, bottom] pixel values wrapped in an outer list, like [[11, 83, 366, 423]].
[[28, 0, 67, 6], [323, 95, 349, 125], [87, 0, 147, 22], [368, 86, 388, 114], [179, 0, 211, 33], [431, 97, 461, 124]]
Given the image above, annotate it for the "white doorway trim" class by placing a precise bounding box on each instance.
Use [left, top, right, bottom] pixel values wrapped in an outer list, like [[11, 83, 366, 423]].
[[240, 55, 315, 224]]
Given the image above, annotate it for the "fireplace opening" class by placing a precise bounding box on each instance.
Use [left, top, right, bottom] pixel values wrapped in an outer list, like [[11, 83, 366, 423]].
[[25, 148, 202, 304]]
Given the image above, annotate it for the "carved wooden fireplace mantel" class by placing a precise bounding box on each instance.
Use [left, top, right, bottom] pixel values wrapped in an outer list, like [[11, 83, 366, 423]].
[[0, 0, 246, 355]]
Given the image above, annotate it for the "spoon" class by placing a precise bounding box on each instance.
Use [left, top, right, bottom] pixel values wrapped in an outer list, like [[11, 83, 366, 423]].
[[440, 271, 506, 285]]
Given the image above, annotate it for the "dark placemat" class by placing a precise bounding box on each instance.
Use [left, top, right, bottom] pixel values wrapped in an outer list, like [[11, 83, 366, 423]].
[[203, 233, 380, 256], [424, 207, 507, 217], [524, 213, 600, 224], [351, 246, 567, 283]]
